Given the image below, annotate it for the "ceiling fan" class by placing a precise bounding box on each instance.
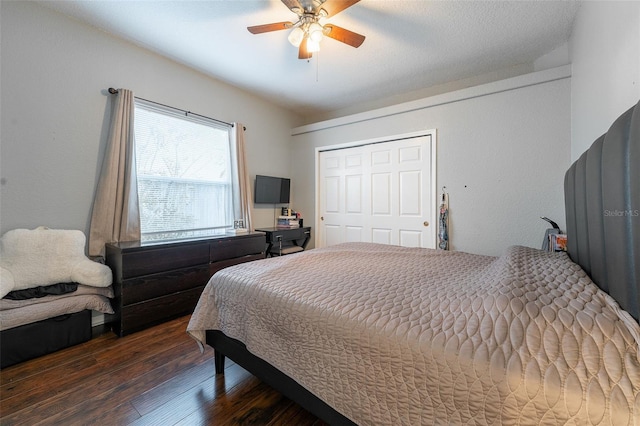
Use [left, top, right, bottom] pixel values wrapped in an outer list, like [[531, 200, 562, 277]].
[[248, 0, 365, 59]]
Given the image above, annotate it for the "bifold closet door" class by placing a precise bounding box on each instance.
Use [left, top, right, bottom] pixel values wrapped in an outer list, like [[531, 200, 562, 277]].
[[318, 134, 435, 249]]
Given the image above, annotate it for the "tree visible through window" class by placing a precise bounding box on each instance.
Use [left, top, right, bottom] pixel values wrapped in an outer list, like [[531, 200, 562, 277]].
[[134, 101, 236, 242]]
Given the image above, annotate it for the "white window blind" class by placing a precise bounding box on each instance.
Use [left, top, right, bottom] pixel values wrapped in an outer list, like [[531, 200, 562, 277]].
[[134, 100, 236, 242]]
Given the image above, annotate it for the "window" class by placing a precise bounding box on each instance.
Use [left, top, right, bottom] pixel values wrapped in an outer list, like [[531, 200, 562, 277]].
[[134, 100, 237, 242]]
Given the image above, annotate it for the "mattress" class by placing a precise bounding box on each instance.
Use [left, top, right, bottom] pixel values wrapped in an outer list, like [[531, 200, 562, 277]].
[[188, 243, 640, 425]]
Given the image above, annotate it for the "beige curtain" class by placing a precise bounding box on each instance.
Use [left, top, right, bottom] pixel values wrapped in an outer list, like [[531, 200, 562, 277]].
[[232, 123, 253, 231], [89, 89, 140, 257]]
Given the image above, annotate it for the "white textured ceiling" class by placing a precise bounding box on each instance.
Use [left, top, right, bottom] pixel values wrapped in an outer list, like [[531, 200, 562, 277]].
[[40, 0, 579, 120]]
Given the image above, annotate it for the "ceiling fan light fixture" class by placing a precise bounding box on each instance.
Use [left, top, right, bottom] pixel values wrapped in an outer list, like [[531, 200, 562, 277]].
[[288, 26, 305, 47], [308, 22, 324, 43], [307, 38, 320, 53]]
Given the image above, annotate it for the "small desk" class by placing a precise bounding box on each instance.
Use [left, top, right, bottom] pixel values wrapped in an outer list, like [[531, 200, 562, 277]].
[[255, 227, 311, 257]]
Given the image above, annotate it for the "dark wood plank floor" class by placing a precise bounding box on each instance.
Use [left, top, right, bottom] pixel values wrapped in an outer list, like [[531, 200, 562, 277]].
[[0, 315, 326, 425]]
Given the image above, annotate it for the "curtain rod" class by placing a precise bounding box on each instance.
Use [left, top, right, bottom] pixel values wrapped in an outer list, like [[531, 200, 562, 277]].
[[108, 88, 245, 130]]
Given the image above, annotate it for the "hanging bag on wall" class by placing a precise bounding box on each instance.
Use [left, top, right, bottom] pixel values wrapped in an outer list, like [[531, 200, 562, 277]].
[[438, 190, 449, 250]]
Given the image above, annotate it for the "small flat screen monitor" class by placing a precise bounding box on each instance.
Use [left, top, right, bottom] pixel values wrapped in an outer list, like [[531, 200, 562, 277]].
[[254, 175, 290, 204]]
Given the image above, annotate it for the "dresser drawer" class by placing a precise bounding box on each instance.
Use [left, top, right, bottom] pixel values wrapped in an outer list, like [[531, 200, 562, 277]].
[[121, 242, 209, 278], [121, 265, 212, 306], [210, 235, 265, 262], [208, 252, 265, 276], [119, 286, 204, 335]]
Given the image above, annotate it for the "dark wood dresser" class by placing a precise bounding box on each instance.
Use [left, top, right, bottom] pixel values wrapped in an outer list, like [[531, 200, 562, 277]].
[[105, 232, 265, 336]]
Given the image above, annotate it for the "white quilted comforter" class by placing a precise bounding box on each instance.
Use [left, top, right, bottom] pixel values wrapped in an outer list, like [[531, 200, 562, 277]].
[[187, 243, 640, 425]]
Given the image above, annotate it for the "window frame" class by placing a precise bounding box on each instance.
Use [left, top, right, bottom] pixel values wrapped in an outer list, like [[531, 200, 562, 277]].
[[133, 99, 238, 242]]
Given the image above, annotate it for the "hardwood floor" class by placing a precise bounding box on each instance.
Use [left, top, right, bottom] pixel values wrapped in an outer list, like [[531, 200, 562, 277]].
[[0, 315, 326, 425]]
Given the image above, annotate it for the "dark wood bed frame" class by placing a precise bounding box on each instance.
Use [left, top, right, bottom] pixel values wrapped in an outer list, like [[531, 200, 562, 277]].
[[207, 100, 639, 424], [207, 330, 356, 425]]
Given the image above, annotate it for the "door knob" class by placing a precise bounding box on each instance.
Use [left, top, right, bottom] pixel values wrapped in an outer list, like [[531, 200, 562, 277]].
[[423, 221, 429, 227], [321, 216, 324, 221]]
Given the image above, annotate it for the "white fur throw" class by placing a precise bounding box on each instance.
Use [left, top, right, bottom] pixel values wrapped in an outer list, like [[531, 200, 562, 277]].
[[0, 227, 112, 298], [0, 267, 14, 299]]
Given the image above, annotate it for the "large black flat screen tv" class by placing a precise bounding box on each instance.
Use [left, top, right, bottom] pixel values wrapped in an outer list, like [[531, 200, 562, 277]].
[[254, 175, 290, 204]]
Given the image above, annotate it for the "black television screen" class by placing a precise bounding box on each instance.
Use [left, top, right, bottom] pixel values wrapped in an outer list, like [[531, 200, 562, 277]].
[[254, 175, 290, 204]]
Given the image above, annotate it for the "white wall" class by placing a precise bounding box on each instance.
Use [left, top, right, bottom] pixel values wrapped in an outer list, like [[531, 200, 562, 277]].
[[570, 1, 640, 160], [0, 1, 302, 237], [291, 69, 571, 256]]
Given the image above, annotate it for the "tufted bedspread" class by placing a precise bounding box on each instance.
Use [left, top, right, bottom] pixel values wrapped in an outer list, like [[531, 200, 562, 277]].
[[187, 243, 640, 425]]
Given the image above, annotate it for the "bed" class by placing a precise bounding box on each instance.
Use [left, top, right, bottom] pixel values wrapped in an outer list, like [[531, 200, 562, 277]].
[[0, 228, 114, 368], [187, 99, 639, 424]]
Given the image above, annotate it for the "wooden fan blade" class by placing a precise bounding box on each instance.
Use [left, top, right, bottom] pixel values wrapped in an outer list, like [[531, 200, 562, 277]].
[[319, 0, 361, 17], [298, 38, 313, 59], [324, 24, 365, 48], [247, 22, 293, 34], [281, 0, 303, 14]]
